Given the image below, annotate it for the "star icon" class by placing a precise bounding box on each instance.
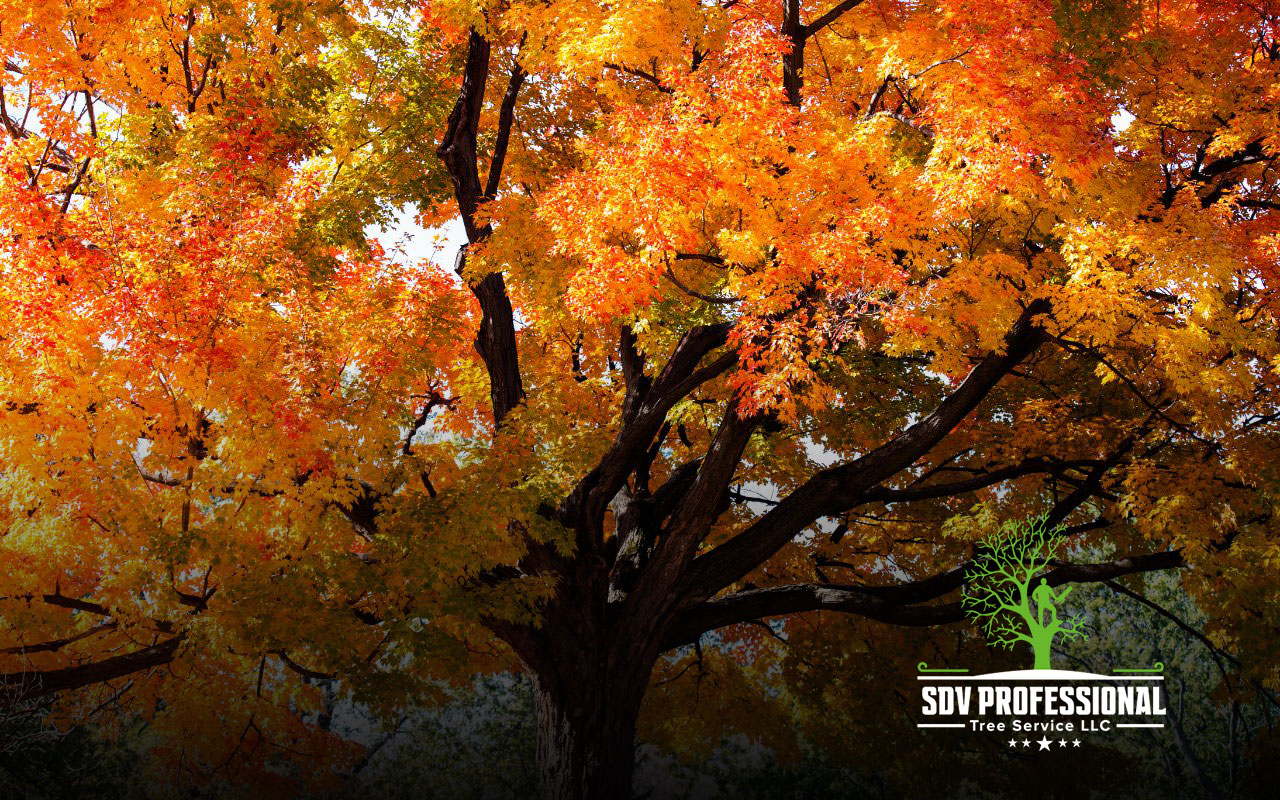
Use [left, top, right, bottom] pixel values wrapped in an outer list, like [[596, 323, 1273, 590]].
[[1008, 738, 1018, 748], [1036, 736, 1052, 751], [1072, 739, 1082, 747], [1022, 739, 1031, 748], [1058, 739, 1068, 747]]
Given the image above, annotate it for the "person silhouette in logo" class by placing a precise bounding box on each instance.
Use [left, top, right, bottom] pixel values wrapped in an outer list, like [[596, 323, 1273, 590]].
[[1032, 577, 1072, 629]]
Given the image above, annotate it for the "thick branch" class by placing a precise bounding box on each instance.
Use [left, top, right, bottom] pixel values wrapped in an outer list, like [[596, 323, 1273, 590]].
[[782, 0, 804, 106], [1162, 137, 1271, 209], [468, 265, 525, 425], [485, 53, 526, 200], [782, 0, 868, 105], [638, 403, 760, 593], [0, 623, 118, 655], [437, 30, 491, 239], [438, 30, 526, 425], [803, 0, 867, 38], [619, 325, 652, 424], [0, 637, 183, 699], [665, 548, 1185, 648], [558, 324, 734, 548], [683, 301, 1048, 599]]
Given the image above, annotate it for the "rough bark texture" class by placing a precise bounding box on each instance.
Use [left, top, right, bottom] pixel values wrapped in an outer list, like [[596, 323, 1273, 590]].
[[489, 554, 658, 800], [782, 0, 804, 106], [532, 657, 650, 800]]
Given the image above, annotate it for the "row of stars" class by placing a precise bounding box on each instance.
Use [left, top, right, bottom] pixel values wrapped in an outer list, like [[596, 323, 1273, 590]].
[[1009, 736, 1082, 750]]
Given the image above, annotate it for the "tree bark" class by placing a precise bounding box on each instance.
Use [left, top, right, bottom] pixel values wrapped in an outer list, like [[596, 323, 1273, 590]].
[[531, 665, 648, 800], [492, 557, 658, 800], [782, 0, 804, 106]]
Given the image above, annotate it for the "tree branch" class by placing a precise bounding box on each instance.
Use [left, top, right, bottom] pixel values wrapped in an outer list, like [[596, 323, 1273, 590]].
[[602, 62, 674, 94], [803, 0, 867, 38], [438, 29, 526, 425], [272, 650, 335, 681], [637, 403, 760, 593], [485, 47, 526, 200], [683, 300, 1049, 599], [665, 548, 1185, 648], [0, 637, 183, 700], [437, 29, 491, 239], [861, 456, 1097, 505], [558, 324, 735, 549]]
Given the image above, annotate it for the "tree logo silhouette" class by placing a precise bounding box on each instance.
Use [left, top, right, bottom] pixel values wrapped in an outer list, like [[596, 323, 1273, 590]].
[[962, 515, 1087, 670]]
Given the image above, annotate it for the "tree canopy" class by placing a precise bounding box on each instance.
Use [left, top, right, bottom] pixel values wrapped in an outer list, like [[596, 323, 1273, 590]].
[[2, 0, 1279, 797]]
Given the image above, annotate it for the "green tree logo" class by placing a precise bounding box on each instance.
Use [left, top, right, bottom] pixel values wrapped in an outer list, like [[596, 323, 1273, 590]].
[[962, 515, 1087, 670]]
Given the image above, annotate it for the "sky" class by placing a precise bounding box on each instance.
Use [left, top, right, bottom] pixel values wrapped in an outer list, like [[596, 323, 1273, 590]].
[[371, 206, 468, 276]]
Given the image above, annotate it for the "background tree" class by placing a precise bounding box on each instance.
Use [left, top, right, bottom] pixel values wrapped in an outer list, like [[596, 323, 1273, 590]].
[[2, 1, 1280, 799]]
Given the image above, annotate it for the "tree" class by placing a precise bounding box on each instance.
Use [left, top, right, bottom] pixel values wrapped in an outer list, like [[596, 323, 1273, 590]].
[[2, 1, 1280, 799], [962, 515, 1086, 669]]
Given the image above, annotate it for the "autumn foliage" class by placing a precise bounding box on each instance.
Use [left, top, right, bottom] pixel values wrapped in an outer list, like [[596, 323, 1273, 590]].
[[2, 0, 1280, 797]]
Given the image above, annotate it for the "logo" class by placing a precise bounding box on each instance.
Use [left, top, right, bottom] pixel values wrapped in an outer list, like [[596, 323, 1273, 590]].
[[962, 515, 1085, 670], [915, 515, 1167, 749]]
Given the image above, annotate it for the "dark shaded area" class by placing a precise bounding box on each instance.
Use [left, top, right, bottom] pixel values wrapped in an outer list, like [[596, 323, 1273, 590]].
[[4, 575, 1278, 800]]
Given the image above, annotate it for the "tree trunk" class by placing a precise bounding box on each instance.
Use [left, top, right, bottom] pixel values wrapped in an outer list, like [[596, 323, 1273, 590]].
[[531, 662, 649, 800], [781, 0, 804, 106], [1031, 638, 1052, 670]]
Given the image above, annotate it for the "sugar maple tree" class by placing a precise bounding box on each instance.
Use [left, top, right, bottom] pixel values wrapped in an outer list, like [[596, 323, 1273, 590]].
[[3, 0, 1280, 797]]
